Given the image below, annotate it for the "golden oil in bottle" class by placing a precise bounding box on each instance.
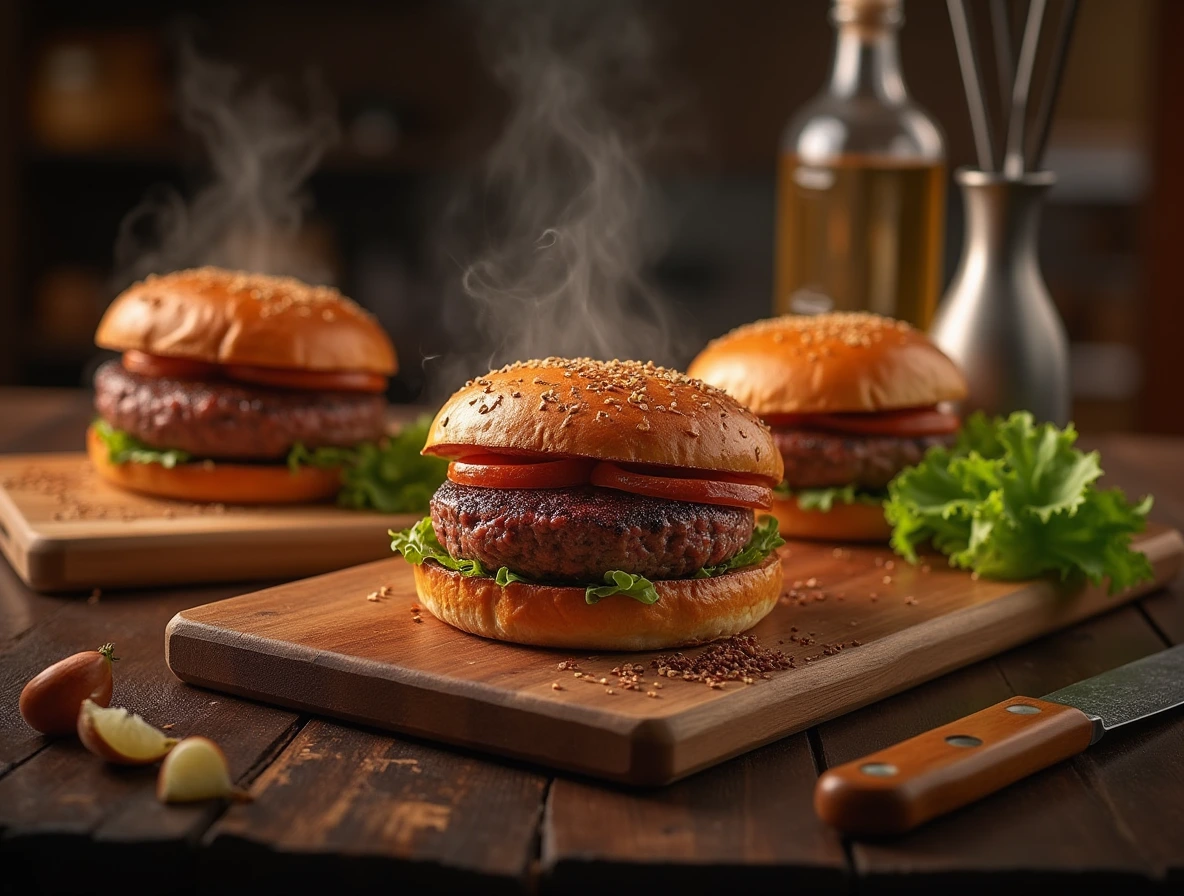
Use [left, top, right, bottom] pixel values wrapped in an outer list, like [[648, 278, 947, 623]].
[[775, 154, 945, 328]]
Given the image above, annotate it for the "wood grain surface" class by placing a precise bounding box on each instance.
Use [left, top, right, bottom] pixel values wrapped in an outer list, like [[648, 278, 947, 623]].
[[164, 525, 1181, 785], [5, 396, 1184, 893], [0, 449, 421, 592]]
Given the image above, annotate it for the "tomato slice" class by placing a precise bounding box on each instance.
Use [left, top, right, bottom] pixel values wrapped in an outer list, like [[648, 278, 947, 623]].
[[448, 456, 596, 489], [122, 351, 220, 380], [224, 365, 388, 394], [590, 462, 772, 510], [763, 407, 961, 437]]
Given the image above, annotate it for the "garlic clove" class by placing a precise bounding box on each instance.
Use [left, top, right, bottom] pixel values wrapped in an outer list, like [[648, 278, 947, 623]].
[[77, 699, 177, 765], [20, 644, 116, 735], [156, 736, 251, 804]]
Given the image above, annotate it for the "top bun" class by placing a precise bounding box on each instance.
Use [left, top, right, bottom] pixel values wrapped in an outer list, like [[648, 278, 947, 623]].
[[95, 266, 397, 375], [423, 357, 784, 485], [687, 313, 966, 415]]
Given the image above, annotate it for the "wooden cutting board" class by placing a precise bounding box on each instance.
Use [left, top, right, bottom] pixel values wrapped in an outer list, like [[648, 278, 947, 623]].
[[0, 452, 419, 591], [166, 524, 1183, 785]]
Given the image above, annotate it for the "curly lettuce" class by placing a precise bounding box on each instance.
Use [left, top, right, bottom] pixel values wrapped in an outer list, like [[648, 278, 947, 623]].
[[390, 513, 785, 606], [92, 419, 191, 469], [289, 416, 447, 513], [885, 411, 1153, 593], [696, 516, 784, 577]]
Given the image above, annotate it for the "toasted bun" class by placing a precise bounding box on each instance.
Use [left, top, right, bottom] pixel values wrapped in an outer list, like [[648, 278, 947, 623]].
[[423, 357, 783, 485], [411, 553, 782, 650], [95, 267, 397, 375], [687, 313, 967, 415], [770, 496, 891, 542], [87, 425, 342, 505]]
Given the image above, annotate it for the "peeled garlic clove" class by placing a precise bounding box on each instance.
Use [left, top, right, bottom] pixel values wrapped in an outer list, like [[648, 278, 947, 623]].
[[157, 736, 250, 804], [76, 699, 177, 765]]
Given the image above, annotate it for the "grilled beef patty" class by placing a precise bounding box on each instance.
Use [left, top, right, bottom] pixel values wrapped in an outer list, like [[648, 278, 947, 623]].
[[429, 481, 755, 582], [93, 360, 387, 460], [773, 428, 955, 490]]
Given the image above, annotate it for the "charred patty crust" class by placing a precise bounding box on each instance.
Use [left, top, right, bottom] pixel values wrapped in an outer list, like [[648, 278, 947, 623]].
[[773, 428, 956, 490], [93, 359, 387, 460], [429, 481, 755, 582]]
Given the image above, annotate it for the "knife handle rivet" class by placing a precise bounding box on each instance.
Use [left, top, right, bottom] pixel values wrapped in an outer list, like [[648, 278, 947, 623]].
[[1007, 704, 1042, 715], [859, 762, 898, 777], [945, 735, 983, 748]]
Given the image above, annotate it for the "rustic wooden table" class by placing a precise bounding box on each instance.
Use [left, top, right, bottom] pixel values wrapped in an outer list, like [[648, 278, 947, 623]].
[[1, 389, 1182, 894]]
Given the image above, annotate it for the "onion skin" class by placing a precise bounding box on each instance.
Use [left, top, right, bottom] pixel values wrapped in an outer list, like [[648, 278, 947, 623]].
[[19, 645, 116, 735]]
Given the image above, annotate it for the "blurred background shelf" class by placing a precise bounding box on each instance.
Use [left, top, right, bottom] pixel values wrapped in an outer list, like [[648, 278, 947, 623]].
[[0, 0, 1178, 431]]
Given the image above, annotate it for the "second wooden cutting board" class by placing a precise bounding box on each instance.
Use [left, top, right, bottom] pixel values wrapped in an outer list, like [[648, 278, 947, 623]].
[[0, 452, 420, 591], [166, 524, 1183, 785]]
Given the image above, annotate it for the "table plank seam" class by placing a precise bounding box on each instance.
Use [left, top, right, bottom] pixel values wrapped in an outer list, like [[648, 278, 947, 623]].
[[1135, 601, 1178, 648], [236, 715, 310, 791], [1069, 758, 1166, 880]]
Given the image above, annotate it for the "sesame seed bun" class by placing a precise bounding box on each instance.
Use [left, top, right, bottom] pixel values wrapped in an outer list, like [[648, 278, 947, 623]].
[[87, 424, 343, 505], [423, 358, 784, 485], [95, 267, 397, 375], [769, 496, 892, 543], [686, 313, 966, 415], [411, 553, 783, 650]]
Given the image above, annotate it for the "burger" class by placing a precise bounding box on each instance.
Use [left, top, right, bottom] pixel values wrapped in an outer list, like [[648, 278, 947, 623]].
[[687, 313, 967, 541], [390, 357, 786, 650], [88, 266, 398, 504]]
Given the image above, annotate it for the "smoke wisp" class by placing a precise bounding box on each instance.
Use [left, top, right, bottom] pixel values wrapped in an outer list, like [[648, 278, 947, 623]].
[[115, 39, 339, 286], [436, 2, 681, 391]]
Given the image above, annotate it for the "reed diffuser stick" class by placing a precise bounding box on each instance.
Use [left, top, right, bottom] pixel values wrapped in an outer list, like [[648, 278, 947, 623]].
[[1004, 0, 1048, 176], [948, 0, 998, 171], [990, 0, 1015, 119], [1027, 0, 1079, 171]]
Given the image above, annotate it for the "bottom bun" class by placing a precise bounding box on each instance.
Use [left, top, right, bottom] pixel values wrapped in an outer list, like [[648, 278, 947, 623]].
[[87, 424, 343, 505], [770, 496, 892, 542], [411, 553, 784, 650]]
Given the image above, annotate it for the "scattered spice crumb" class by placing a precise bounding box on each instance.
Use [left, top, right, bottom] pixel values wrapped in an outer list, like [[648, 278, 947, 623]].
[[552, 682, 563, 691], [605, 688, 615, 695], [413, 616, 424, 623], [651, 634, 794, 686], [905, 596, 919, 606], [161, 723, 175, 730], [366, 591, 380, 602], [882, 575, 893, 585], [646, 691, 659, 698], [88, 589, 102, 604], [557, 660, 581, 671]]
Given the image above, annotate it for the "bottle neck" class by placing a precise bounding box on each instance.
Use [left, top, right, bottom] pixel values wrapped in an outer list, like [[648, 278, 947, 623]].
[[828, 23, 907, 103]]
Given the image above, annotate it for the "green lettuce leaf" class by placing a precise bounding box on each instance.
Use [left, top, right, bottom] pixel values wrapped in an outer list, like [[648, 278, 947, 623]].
[[389, 517, 487, 577], [586, 570, 660, 605], [289, 415, 447, 513], [696, 515, 785, 577], [389, 511, 786, 606], [792, 484, 886, 512], [92, 419, 191, 469], [886, 411, 1153, 594]]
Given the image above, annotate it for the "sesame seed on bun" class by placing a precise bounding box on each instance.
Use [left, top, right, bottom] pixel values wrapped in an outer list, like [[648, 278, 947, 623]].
[[95, 267, 397, 375], [687, 313, 966, 416], [423, 357, 784, 485]]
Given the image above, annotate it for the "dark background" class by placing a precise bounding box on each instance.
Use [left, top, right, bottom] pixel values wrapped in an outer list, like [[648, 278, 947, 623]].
[[0, 0, 1177, 431]]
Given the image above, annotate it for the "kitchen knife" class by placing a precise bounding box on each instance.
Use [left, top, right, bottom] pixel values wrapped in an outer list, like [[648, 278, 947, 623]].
[[814, 644, 1184, 836]]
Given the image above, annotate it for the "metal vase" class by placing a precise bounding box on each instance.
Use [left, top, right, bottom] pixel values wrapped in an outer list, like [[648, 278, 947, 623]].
[[930, 169, 1070, 425]]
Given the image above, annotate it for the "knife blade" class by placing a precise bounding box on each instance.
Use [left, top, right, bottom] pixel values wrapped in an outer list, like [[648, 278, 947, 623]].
[[814, 644, 1184, 836]]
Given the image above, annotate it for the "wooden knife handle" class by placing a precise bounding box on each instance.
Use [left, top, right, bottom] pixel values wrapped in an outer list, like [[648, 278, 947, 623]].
[[814, 696, 1095, 836]]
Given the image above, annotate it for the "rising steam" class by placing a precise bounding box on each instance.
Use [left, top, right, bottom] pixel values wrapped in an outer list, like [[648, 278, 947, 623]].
[[436, 2, 679, 390], [115, 40, 339, 286]]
